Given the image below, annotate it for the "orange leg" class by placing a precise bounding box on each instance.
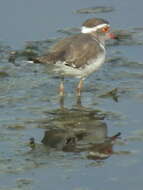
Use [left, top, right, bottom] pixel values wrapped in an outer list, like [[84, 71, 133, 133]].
[[59, 78, 65, 109], [76, 79, 83, 97], [59, 77, 64, 96], [59, 80, 64, 97]]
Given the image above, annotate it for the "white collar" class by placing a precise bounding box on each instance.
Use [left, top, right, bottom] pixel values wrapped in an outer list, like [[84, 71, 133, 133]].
[[81, 24, 110, 34]]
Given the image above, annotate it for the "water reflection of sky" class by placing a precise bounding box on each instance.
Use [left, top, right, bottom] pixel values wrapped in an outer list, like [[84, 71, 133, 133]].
[[0, 0, 142, 48]]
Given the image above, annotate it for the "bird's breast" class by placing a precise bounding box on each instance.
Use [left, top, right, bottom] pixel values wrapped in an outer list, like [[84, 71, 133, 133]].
[[80, 52, 106, 77]]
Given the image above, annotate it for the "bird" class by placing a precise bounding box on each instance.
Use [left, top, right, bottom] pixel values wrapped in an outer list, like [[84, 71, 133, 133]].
[[30, 18, 115, 105]]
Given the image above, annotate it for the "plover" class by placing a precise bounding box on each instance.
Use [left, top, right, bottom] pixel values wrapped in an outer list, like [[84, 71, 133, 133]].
[[31, 18, 115, 99]]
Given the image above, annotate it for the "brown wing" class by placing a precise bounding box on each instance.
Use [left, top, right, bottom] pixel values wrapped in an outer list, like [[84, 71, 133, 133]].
[[63, 34, 102, 68], [65, 44, 100, 68], [31, 34, 102, 67], [31, 36, 71, 64], [31, 51, 65, 64]]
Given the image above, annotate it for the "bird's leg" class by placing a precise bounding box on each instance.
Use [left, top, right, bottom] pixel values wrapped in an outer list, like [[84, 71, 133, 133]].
[[59, 80, 64, 96], [76, 95, 82, 107], [76, 79, 85, 108], [60, 95, 64, 109], [59, 77, 65, 108], [76, 79, 83, 97]]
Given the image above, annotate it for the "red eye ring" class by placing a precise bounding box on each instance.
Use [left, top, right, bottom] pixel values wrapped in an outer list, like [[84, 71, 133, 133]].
[[102, 26, 110, 32]]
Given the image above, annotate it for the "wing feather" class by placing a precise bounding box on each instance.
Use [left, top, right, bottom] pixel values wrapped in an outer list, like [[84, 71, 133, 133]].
[[31, 34, 103, 68]]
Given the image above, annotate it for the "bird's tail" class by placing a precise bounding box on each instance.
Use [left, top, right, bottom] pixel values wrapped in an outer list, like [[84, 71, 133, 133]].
[[28, 54, 56, 64], [27, 57, 42, 64]]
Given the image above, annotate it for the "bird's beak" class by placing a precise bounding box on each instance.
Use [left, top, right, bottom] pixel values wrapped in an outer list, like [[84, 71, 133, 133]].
[[107, 32, 116, 39]]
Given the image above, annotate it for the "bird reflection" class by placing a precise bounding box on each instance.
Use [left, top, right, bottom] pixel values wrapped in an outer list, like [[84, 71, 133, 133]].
[[59, 94, 83, 109], [27, 107, 122, 161], [41, 128, 121, 160]]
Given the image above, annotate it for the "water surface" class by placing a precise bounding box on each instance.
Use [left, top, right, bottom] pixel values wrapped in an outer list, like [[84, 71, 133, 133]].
[[0, 0, 143, 190]]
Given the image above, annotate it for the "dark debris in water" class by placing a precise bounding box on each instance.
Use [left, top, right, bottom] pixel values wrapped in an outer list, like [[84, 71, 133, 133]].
[[28, 137, 36, 149], [8, 38, 61, 63], [109, 29, 143, 46], [99, 88, 119, 102], [8, 49, 38, 64], [24, 38, 60, 54], [75, 6, 114, 14], [16, 178, 33, 188]]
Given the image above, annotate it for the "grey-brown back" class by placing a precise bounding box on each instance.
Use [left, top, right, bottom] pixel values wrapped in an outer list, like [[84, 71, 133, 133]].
[[32, 33, 104, 68]]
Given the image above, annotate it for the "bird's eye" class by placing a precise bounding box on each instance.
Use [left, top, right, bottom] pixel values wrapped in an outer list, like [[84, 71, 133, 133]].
[[102, 26, 110, 32]]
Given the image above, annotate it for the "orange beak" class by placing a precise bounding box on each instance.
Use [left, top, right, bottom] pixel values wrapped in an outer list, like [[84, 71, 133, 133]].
[[107, 32, 116, 39]]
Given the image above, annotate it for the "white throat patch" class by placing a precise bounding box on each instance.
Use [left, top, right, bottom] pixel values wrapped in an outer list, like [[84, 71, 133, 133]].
[[81, 23, 110, 34]]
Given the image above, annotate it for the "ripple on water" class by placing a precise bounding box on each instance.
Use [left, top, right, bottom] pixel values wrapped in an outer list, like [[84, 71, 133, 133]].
[[109, 28, 143, 46], [75, 6, 114, 14]]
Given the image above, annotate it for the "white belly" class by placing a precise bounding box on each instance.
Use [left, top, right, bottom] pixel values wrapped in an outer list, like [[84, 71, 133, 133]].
[[81, 54, 105, 78], [53, 53, 105, 79]]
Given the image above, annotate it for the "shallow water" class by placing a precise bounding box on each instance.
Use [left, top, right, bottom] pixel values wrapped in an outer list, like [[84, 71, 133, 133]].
[[0, 0, 143, 190]]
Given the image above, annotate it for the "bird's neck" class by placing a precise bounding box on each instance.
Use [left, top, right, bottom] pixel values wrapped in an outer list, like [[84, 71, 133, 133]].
[[90, 33, 105, 47]]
